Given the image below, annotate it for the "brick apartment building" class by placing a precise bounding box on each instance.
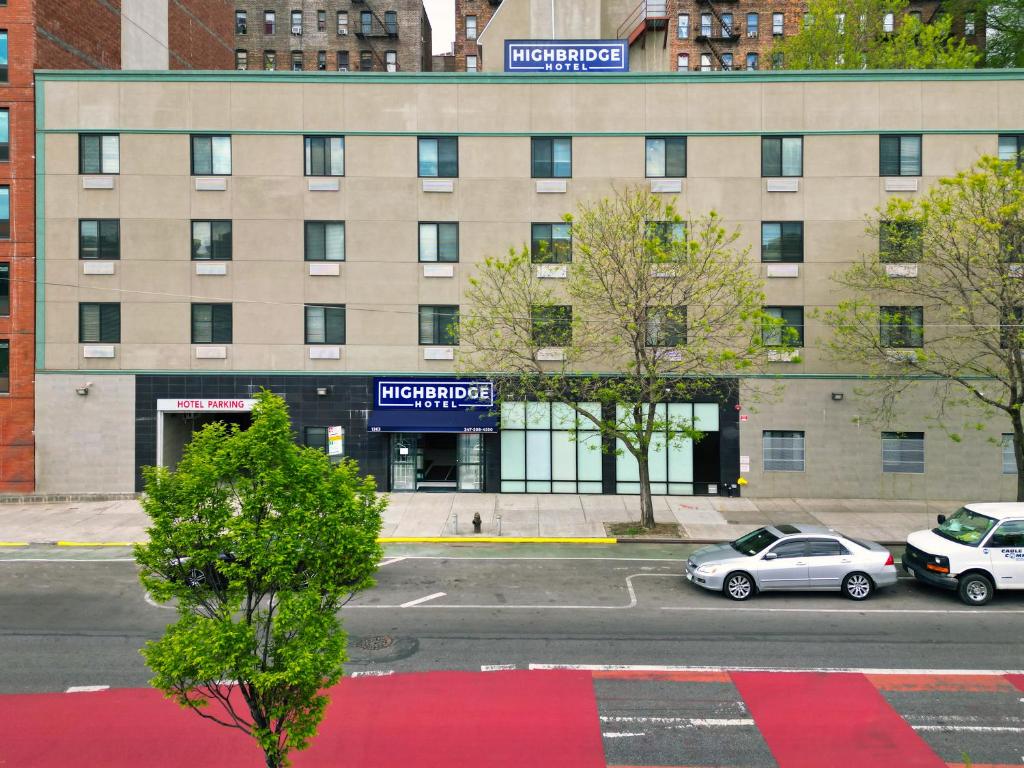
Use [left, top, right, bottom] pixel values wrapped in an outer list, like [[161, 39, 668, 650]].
[[0, 0, 233, 493], [455, 0, 966, 72], [231, 1, 432, 73]]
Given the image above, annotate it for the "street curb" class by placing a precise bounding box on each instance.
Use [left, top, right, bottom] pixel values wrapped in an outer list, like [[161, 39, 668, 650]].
[[1, 538, 907, 547]]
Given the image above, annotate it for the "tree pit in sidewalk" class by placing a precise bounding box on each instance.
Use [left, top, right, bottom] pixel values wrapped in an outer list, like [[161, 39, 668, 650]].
[[605, 522, 682, 538]]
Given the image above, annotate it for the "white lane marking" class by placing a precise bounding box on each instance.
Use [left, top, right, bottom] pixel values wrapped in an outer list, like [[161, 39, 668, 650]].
[[66, 685, 109, 693], [350, 670, 394, 677], [400, 592, 447, 608], [481, 664, 517, 671], [602, 716, 754, 727], [379, 556, 686, 562], [144, 591, 176, 611], [603, 732, 647, 738], [661, 605, 1024, 615], [912, 725, 1024, 733], [530, 664, 1024, 675], [379, 557, 407, 567]]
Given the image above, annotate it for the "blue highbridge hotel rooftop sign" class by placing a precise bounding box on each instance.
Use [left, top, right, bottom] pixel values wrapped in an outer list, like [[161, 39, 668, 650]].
[[504, 40, 629, 73]]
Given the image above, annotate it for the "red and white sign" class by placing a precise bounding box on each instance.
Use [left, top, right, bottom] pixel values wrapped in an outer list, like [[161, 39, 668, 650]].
[[740, 414, 749, 422], [156, 398, 256, 413]]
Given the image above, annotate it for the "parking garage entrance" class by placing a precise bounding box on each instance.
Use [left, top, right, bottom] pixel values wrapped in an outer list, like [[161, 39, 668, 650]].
[[156, 398, 255, 471]]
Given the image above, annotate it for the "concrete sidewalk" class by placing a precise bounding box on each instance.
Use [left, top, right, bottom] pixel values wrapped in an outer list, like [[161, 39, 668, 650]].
[[0, 493, 966, 545]]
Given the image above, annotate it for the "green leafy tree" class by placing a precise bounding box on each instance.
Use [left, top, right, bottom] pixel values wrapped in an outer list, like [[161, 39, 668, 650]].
[[983, 0, 1024, 67], [135, 391, 385, 767], [776, 0, 980, 69], [822, 157, 1024, 499], [459, 187, 779, 528]]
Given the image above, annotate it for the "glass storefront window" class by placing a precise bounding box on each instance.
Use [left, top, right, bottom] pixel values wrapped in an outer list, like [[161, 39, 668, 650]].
[[500, 401, 602, 493], [615, 402, 716, 495]]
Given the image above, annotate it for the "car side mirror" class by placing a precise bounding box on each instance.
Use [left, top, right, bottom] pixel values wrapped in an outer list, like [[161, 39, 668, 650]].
[[936, 514, 946, 525], [763, 551, 778, 560]]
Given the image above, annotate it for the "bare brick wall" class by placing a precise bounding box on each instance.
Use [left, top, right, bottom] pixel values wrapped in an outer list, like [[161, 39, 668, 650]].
[[0, 0, 38, 490], [454, 0, 498, 71], [34, 0, 122, 68], [234, 1, 431, 72], [169, 0, 234, 69]]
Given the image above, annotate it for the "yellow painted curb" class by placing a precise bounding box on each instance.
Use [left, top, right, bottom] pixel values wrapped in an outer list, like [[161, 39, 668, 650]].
[[56, 541, 138, 547], [0, 542, 29, 547], [378, 537, 617, 544]]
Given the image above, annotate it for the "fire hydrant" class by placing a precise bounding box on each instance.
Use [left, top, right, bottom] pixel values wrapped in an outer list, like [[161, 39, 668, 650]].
[[472, 512, 482, 533]]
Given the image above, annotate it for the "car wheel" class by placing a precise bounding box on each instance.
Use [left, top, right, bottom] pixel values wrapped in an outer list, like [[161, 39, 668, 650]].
[[724, 572, 755, 601], [185, 567, 206, 588], [957, 573, 993, 606], [841, 572, 873, 601]]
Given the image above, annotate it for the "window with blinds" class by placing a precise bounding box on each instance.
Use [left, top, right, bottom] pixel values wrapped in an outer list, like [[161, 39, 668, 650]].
[[879, 306, 923, 348], [304, 304, 346, 345], [191, 303, 232, 344], [418, 137, 458, 178], [763, 306, 804, 346], [881, 432, 924, 473], [645, 137, 687, 178], [0, 262, 8, 316], [79, 220, 120, 260], [79, 303, 121, 343], [763, 430, 805, 471], [1002, 434, 1017, 474], [761, 222, 803, 262], [531, 223, 572, 264], [191, 135, 232, 175], [532, 137, 572, 178], [304, 136, 344, 176], [761, 136, 802, 177], [79, 134, 120, 174], [304, 221, 345, 261], [999, 135, 1024, 167], [0, 186, 8, 239], [419, 223, 458, 262], [191, 221, 232, 261], [419, 305, 459, 345], [879, 135, 921, 177]]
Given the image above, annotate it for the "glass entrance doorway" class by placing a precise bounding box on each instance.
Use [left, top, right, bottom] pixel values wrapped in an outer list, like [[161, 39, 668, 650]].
[[389, 433, 483, 492]]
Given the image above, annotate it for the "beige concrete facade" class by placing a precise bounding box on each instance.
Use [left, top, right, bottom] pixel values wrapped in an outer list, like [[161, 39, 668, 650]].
[[33, 70, 1024, 497]]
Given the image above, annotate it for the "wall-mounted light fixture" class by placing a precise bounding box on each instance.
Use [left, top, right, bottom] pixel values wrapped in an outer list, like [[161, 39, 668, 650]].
[[831, 392, 844, 401], [75, 382, 93, 396], [316, 386, 329, 396]]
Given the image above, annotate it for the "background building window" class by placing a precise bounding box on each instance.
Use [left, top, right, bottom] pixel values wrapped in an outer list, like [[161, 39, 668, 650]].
[[318, 10, 327, 32], [883, 12, 894, 32], [419, 305, 459, 345], [678, 14, 689, 38], [763, 306, 804, 346], [0, 262, 8, 316], [0, 340, 8, 393], [304, 221, 345, 261], [701, 13, 712, 36], [772, 12, 784, 34], [466, 15, 477, 39], [337, 51, 350, 70], [191, 135, 231, 175], [531, 223, 572, 263], [317, 51, 327, 70], [0, 108, 8, 161], [418, 137, 458, 177], [337, 11, 348, 35], [79, 134, 120, 174], [532, 137, 572, 178], [700, 54, 712, 71], [531, 306, 572, 346], [79, 219, 120, 260], [999, 135, 1024, 167], [762, 136, 802, 177], [264, 11, 275, 34], [880, 135, 922, 176], [466, 55, 478, 72], [721, 13, 734, 36], [764, 430, 805, 471], [305, 426, 329, 453], [191, 304, 232, 344], [235, 50, 248, 70], [747, 12, 759, 37], [771, 51, 784, 68], [418, 222, 458, 262], [880, 306, 924, 348], [645, 306, 687, 347], [304, 136, 344, 176], [360, 50, 372, 70], [264, 50, 277, 70], [0, 186, 8, 239], [500, 402, 603, 494], [746, 52, 759, 70], [0, 32, 7, 82], [79, 303, 121, 343], [361, 11, 372, 34], [882, 432, 924, 473], [305, 304, 346, 344], [721, 53, 733, 70], [291, 51, 303, 70], [385, 11, 398, 34], [676, 53, 689, 71], [291, 10, 302, 34], [191, 221, 232, 261], [1002, 435, 1017, 474], [761, 222, 803, 263], [386, 50, 397, 71], [235, 10, 247, 34], [647, 221, 687, 249]]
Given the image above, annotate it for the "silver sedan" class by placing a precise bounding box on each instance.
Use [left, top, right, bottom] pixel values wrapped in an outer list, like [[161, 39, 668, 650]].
[[684, 524, 898, 601]]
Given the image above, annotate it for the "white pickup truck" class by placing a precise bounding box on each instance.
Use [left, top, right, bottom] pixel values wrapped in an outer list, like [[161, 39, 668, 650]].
[[902, 502, 1024, 605]]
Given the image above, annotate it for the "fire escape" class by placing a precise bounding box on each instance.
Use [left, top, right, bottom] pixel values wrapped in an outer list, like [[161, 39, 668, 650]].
[[352, 0, 400, 71], [694, 0, 740, 70], [617, 1, 670, 50]]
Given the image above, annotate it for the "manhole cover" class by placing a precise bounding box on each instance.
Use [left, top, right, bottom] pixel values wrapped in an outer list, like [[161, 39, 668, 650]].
[[356, 634, 394, 651]]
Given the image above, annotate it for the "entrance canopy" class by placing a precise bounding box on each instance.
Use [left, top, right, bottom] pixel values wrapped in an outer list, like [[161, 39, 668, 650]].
[[367, 409, 497, 433]]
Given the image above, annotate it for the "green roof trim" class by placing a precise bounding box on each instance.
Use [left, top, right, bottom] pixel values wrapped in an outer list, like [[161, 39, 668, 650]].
[[33, 68, 1024, 85]]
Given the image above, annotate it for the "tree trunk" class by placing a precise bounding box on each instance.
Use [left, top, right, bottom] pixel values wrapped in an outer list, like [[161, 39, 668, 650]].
[[264, 751, 282, 768], [1012, 408, 1024, 502], [637, 457, 655, 529]]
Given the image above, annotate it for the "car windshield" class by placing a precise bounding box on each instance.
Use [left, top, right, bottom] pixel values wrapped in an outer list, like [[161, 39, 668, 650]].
[[933, 507, 998, 547], [730, 527, 780, 556]]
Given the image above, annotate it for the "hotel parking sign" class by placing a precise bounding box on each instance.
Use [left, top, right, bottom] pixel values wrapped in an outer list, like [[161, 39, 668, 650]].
[[504, 40, 628, 73]]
